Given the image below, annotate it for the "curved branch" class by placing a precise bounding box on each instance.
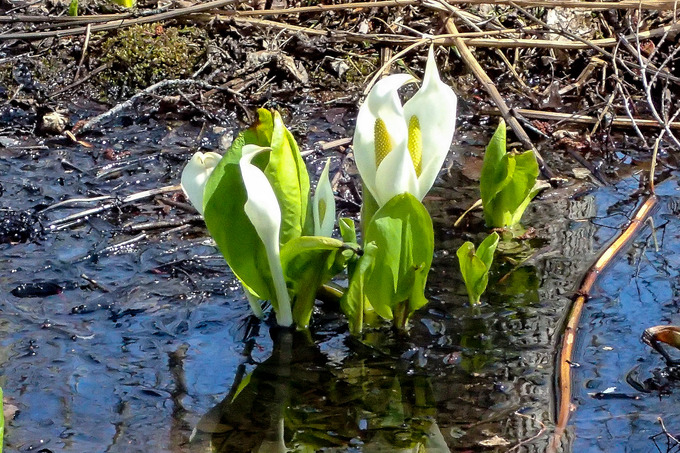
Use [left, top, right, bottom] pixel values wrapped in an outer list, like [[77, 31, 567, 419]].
[[550, 195, 658, 451]]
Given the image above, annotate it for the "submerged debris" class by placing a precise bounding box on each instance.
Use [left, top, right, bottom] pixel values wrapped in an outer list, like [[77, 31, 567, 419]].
[[0, 209, 41, 244], [11, 281, 63, 298]]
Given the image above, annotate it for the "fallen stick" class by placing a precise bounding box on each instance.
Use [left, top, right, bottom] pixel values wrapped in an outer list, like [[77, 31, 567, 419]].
[[0, 0, 241, 40], [481, 108, 680, 130], [226, 0, 680, 15], [46, 185, 181, 228], [443, 22, 680, 49], [1, 0, 677, 26], [122, 216, 204, 233], [78, 79, 223, 133], [4, 0, 680, 41], [73, 24, 91, 82], [550, 194, 658, 452], [444, 16, 557, 181], [216, 14, 680, 50]]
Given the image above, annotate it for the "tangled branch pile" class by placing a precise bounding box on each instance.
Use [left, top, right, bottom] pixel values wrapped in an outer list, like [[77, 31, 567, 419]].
[[1, 0, 679, 174]]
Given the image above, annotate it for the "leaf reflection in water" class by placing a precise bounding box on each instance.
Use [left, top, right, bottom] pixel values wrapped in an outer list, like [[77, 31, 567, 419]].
[[191, 328, 450, 452]]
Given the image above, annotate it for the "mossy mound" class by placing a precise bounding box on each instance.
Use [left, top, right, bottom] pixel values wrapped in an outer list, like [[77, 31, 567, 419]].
[[98, 24, 206, 99]]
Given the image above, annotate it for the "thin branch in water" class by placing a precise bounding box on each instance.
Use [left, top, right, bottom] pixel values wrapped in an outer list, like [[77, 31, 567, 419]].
[[77, 79, 224, 133], [46, 185, 181, 229], [122, 216, 204, 234], [506, 411, 547, 452]]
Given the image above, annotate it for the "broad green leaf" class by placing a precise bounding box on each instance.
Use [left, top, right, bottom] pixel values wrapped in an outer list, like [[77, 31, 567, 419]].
[[280, 236, 356, 329], [243, 108, 274, 146], [364, 193, 434, 322], [480, 120, 539, 228], [203, 134, 275, 301], [202, 109, 313, 310], [477, 231, 500, 271], [457, 232, 499, 305], [360, 182, 380, 238], [265, 111, 311, 244], [492, 151, 538, 226], [457, 244, 488, 305], [341, 242, 378, 335], [480, 120, 511, 207], [339, 217, 357, 244]]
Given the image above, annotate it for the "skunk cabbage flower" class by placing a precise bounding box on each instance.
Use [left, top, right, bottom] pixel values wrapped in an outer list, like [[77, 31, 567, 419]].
[[353, 47, 457, 206], [312, 158, 336, 237], [180, 151, 222, 215], [240, 144, 293, 327]]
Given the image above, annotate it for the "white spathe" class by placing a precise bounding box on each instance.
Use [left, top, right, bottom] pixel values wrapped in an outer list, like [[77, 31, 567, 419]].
[[353, 47, 458, 206], [312, 158, 336, 237], [240, 144, 293, 327], [180, 151, 222, 215]]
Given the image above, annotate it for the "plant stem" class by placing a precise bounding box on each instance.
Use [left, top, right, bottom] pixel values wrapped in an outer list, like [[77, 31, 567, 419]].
[[265, 241, 293, 327], [245, 289, 264, 319], [394, 301, 409, 331]]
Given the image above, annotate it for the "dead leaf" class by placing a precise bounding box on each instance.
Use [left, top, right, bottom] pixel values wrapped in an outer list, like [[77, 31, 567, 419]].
[[478, 435, 510, 447]]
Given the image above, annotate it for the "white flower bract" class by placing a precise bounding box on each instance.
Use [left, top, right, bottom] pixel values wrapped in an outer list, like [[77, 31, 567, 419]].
[[353, 47, 457, 206], [312, 158, 336, 238], [180, 151, 222, 215], [240, 144, 293, 327]]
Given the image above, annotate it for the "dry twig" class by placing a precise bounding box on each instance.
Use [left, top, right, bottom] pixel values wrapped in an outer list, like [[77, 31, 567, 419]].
[[442, 13, 556, 181]]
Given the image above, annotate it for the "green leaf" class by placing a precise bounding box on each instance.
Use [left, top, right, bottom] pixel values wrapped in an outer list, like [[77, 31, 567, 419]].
[[339, 217, 359, 278], [480, 120, 511, 206], [339, 217, 357, 244], [265, 111, 311, 244], [340, 242, 378, 335], [202, 108, 312, 313], [477, 231, 500, 270], [203, 134, 275, 302], [231, 371, 253, 403], [243, 108, 274, 146], [360, 182, 380, 239], [68, 0, 78, 16], [457, 232, 499, 305], [494, 151, 538, 225], [280, 236, 356, 329], [480, 121, 539, 228], [363, 193, 434, 324]]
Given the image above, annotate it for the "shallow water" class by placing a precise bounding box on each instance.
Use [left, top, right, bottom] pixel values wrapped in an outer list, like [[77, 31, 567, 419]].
[[570, 177, 680, 453], [0, 107, 677, 452]]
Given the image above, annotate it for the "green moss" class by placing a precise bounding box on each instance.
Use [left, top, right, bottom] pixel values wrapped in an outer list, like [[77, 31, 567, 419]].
[[343, 55, 378, 83], [98, 24, 206, 99]]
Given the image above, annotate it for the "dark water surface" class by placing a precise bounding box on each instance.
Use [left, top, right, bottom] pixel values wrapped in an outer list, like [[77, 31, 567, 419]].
[[0, 109, 677, 452]]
